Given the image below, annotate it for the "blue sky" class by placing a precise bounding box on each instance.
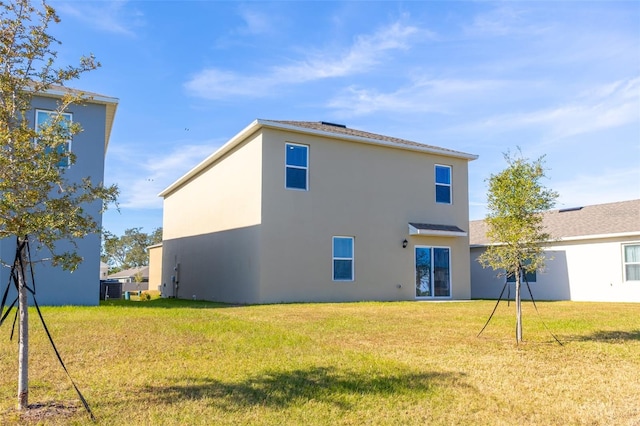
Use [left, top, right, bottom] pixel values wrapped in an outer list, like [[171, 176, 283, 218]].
[[48, 1, 639, 236]]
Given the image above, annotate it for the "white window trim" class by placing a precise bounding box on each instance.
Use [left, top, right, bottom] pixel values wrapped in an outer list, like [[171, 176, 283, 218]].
[[435, 164, 452, 205], [622, 243, 640, 282], [35, 109, 73, 169], [414, 245, 452, 299], [285, 142, 309, 191], [332, 236, 354, 282]]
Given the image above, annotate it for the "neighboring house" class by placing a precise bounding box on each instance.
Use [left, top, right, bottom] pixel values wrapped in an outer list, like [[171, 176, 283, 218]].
[[147, 243, 163, 293], [107, 266, 150, 293], [159, 119, 478, 304], [0, 87, 118, 306], [100, 261, 109, 280], [470, 199, 640, 302]]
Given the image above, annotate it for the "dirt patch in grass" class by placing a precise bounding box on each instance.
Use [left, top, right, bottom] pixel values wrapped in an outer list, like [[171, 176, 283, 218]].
[[7, 401, 80, 424]]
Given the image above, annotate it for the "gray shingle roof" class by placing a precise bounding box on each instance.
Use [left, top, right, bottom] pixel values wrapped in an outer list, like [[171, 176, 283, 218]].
[[470, 199, 640, 245], [265, 120, 476, 159]]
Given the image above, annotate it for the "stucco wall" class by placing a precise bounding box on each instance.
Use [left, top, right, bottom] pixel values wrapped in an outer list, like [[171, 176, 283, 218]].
[[148, 244, 163, 292], [258, 128, 471, 303], [0, 95, 108, 306], [161, 133, 263, 301], [471, 236, 640, 302]]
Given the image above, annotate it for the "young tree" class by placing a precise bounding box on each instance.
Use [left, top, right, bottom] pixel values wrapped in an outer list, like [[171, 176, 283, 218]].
[[478, 150, 558, 343], [0, 0, 118, 410], [101, 227, 162, 271]]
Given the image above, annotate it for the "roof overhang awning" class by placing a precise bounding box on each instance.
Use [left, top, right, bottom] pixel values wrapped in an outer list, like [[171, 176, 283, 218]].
[[408, 223, 467, 237]]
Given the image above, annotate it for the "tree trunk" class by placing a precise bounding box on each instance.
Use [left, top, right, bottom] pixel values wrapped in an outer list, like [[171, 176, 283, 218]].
[[515, 266, 523, 344], [17, 241, 29, 410]]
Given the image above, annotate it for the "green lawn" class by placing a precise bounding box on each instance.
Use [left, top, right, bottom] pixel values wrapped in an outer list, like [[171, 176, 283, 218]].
[[0, 299, 638, 425]]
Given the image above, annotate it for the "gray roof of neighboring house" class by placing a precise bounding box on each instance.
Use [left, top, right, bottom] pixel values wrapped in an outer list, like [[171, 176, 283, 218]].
[[107, 266, 149, 279], [160, 119, 478, 197], [470, 199, 640, 246]]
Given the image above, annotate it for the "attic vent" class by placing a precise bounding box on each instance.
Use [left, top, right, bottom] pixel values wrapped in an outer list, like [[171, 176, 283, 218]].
[[559, 206, 583, 213], [320, 121, 346, 128]]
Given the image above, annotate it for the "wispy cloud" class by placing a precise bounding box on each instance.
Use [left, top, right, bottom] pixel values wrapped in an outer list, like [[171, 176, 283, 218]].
[[554, 167, 640, 209], [184, 20, 426, 100], [235, 6, 276, 36], [106, 142, 217, 209], [464, 4, 548, 37], [327, 77, 516, 116], [56, 1, 144, 37], [467, 76, 640, 141]]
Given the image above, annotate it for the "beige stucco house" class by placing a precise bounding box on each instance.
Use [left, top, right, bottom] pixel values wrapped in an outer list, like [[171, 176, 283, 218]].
[[470, 199, 640, 302], [159, 120, 477, 304]]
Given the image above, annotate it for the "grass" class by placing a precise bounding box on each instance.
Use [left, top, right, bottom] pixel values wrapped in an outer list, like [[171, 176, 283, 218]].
[[0, 299, 639, 425]]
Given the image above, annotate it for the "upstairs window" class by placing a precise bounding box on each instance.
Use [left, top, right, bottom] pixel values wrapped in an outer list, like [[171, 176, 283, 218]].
[[333, 236, 354, 281], [435, 164, 451, 204], [285, 143, 308, 190], [35, 110, 73, 168], [623, 244, 640, 282]]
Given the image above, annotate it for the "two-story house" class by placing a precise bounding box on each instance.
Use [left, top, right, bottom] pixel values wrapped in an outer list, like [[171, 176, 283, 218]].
[[0, 87, 118, 306], [159, 120, 477, 304]]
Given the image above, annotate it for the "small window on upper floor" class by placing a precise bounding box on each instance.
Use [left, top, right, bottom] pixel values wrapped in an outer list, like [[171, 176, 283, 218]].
[[435, 164, 451, 204], [285, 143, 308, 190], [35, 109, 73, 168]]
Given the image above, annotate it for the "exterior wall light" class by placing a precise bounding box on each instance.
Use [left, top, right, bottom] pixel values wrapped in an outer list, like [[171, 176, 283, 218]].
[[402, 239, 408, 248]]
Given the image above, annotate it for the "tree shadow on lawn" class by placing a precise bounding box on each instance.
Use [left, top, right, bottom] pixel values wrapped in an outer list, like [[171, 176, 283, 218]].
[[565, 329, 640, 342], [142, 366, 472, 410]]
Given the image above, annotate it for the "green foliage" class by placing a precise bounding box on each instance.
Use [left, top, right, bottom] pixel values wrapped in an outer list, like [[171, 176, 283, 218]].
[[101, 227, 163, 270], [0, 0, 118, 271], [478, 150, 558, 278]]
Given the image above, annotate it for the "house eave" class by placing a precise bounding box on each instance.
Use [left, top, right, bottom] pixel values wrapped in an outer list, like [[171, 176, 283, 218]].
[[159, 119, 478, 198], [470, 231, 640, 248], [258, 120, 479, 161], [31, 87, 119, 152]]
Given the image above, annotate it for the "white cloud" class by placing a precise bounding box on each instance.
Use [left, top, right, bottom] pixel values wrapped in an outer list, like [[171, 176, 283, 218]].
[[236, 6, 275, 36], [553, 167, 640, 210], [106, 142, 217, 209], [56, 1, 144, 37], [327, 77, 515, 116], [459, 76, 640, 141], [464, 4, 548, 37], [184, 20, 425, 100]]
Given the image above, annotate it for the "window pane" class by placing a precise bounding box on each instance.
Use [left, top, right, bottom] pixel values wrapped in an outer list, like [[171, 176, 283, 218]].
[[334, 260, 353, 280], [436, 184, 451, 204], [524, 270, 536, 283], [286, 144, 307, 167], [415, 247, 431, 297], [626, 265, 640, 281], [433, 248, 450, 297], [333, 237, 353, 258], [625, 245, 640, 263], [286, 167, 307, 190], [435, 165, 450, 184]]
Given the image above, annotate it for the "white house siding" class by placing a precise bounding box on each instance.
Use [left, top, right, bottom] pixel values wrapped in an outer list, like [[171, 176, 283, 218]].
[[471, 235, 640, 302]]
